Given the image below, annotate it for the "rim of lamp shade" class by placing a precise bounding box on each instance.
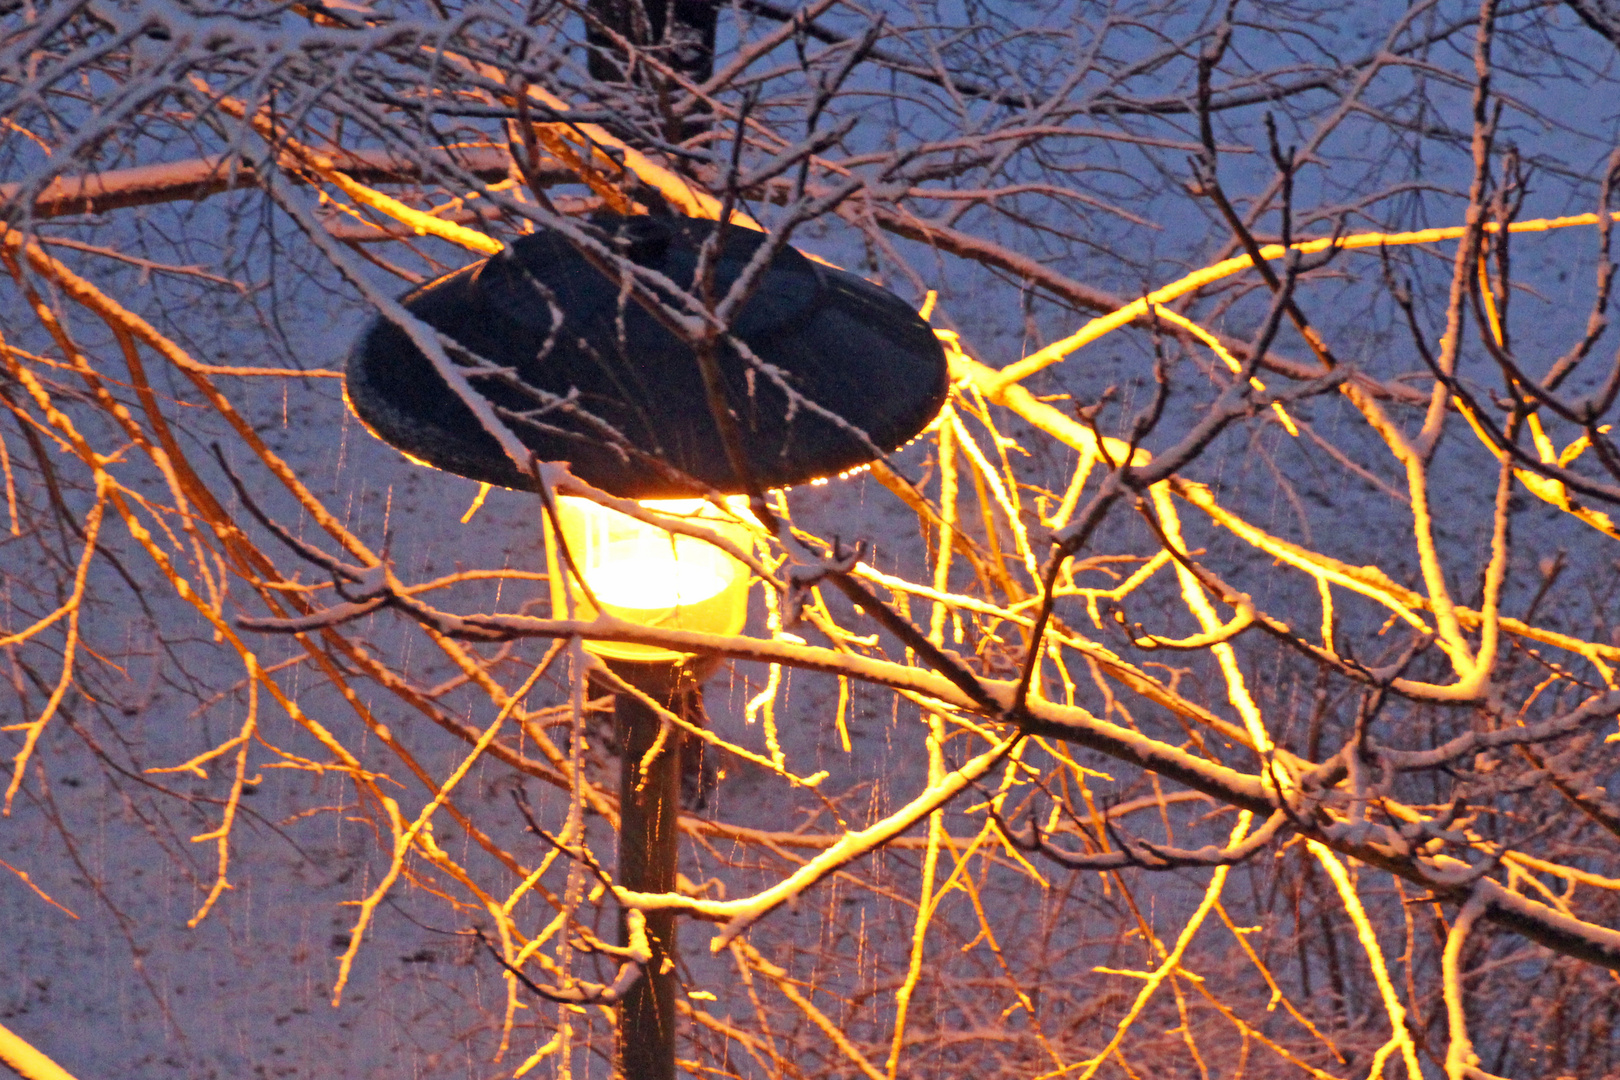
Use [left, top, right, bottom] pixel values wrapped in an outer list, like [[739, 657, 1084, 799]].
[[344, 212, 950, 499]]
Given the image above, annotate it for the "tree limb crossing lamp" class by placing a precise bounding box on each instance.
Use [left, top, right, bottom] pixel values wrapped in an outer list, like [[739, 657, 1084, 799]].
[[345, 212, 948, 1079]]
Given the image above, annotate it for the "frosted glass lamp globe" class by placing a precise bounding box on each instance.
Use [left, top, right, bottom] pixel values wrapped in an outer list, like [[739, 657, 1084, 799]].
[[545, 496, 753, 663]]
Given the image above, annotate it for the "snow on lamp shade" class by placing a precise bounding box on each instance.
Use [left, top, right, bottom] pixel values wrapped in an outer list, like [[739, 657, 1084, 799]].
[[345, 212, 949, 661]]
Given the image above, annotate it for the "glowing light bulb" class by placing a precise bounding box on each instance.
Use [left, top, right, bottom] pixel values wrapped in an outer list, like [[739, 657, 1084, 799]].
[[546, 496, 754, 662]]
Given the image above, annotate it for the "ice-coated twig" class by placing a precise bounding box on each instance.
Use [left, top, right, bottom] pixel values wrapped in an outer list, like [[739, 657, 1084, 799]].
[[1441, 890, 1508, 1080], [993, 803, 1291, 870], [476, 920, 650, 1005]]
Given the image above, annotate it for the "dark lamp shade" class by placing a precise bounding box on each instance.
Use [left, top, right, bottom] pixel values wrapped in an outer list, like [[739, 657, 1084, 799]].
[[344, 213, 950, 498]]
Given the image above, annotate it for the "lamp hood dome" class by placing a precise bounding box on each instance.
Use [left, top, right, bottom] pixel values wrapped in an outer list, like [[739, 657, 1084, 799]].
[[345, 212, 949, 499]]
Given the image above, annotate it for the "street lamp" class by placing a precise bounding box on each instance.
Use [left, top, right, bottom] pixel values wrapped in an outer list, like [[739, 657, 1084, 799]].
[[346, 211, 947, 1079]]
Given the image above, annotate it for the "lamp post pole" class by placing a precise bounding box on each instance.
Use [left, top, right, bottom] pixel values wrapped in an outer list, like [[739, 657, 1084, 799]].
[[608, 660, 691, 1080]]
